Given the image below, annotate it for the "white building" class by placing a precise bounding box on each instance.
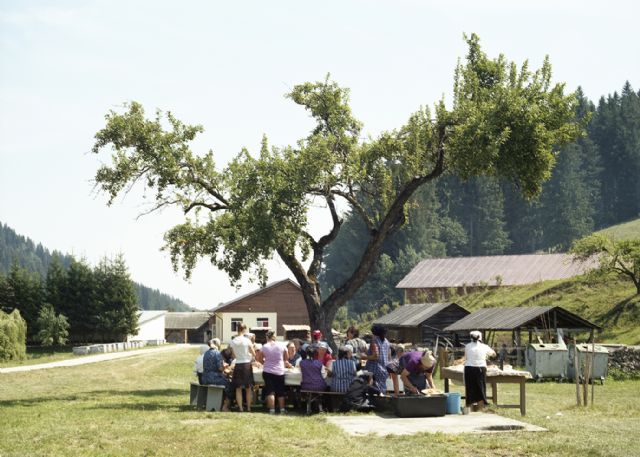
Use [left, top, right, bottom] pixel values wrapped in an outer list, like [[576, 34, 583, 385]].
[[128, 310, 167, 343]]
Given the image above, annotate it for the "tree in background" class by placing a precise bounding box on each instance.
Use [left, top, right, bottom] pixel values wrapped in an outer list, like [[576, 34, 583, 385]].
[[572, 234, 640, 294], [92, 35, 580, 348], [36, 304, 70, 348], [4, 263, 44, 341], [0, 309, 27, 362], [94, 255, 138, 342]]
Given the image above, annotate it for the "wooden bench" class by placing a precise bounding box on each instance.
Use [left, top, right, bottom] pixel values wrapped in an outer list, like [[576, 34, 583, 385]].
[[300, 390, 345, 414], [190, 382, 226, 412]]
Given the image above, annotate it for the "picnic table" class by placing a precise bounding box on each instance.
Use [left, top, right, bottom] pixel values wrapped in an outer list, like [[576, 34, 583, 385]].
[[440, 365, 532, 416]]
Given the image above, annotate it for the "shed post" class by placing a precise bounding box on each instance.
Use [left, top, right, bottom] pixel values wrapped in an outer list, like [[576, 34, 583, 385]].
[[515, 329, 522, 367]]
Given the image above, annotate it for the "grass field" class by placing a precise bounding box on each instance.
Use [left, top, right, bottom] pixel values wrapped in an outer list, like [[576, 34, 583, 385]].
[[0, 346, 76, 368], [1, 347, 638, 457], [596, 218, 640, 240]]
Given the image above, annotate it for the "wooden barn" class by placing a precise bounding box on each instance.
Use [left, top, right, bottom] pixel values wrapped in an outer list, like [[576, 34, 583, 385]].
[[397, 253, 595, 303], [164, 312, 214, 344], [373, 303, 470, 348], [212, 279, 309, 343]]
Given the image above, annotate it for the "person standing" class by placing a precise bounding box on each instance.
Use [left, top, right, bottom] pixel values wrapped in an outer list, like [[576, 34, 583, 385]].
[[261, 330, 292, 414], [365, 325, 391, 394], [346, 326, 368, 365], [230, 324, 256, 412], [464, 330, 496, 410]]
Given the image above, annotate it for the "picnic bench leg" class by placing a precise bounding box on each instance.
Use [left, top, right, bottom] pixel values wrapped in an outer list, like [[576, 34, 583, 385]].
[[444, 378, 450, 393], [490, 381, 497, 405], [306, 393, 312, 415], [520, 380, 526, 416], [190, 384, 199, 406]]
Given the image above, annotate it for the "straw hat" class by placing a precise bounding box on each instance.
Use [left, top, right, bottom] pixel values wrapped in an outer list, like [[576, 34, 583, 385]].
[[421, 350, 435, 368]]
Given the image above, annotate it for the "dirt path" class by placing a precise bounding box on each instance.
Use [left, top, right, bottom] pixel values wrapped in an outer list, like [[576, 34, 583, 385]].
[[0, 344, 193, 374]]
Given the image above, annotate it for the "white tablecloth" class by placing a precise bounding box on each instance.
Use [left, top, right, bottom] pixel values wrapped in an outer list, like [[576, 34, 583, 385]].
[[253, 368, 302, 386]]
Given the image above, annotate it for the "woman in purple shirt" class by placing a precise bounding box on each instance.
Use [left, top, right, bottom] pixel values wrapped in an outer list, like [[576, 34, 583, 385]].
[[259, 331, 292, 414], [300, 347, 327, 392]]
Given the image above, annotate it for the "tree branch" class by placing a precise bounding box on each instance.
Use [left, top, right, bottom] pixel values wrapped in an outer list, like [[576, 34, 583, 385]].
[[183, 201, 229, 214]]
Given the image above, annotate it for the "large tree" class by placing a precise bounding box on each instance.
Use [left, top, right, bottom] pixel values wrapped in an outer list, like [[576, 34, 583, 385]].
[[92, 35, 580, 348]]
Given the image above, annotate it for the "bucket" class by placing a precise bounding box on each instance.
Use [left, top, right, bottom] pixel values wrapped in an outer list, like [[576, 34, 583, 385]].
[[445, 392, 461, 414]]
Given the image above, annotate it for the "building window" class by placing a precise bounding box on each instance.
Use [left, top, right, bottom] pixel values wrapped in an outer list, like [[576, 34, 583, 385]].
[[257, 317, 269, 328], [231, 318, 243, 332]]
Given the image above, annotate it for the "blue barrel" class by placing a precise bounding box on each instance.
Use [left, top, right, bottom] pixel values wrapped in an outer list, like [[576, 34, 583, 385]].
[[445, 392, 461, 414]]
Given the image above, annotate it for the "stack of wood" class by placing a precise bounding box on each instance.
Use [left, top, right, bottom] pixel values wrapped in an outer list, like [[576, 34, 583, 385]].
[[608, 346, 640, 376]]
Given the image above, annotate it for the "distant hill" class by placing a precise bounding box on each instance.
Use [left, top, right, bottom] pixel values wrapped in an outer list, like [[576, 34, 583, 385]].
[[0, 221, 193, 312], [596, 218, 640, 240]]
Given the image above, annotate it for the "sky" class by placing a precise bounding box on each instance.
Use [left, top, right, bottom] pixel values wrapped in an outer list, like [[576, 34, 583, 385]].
[[1, 0, 638, 310]]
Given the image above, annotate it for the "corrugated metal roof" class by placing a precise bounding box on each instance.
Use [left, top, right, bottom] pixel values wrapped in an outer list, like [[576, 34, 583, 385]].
[[373, 303, 462, 327], [397, 253, 594, 289], [443, 306, 600, 331], [212, 278, 300, 312], [165, 312, 211, 330]]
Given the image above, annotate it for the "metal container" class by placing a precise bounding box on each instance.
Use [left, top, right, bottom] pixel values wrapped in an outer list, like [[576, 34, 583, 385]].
[[525, 343, 568, 381], [374, 395, 447, 417], [567, 344, 609, 382]]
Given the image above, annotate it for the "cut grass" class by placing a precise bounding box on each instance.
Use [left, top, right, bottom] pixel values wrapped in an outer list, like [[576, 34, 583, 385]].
[[1, 347, 638, 457]]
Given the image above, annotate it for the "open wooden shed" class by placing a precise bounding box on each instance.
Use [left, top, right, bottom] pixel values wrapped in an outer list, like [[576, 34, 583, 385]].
[[373, 303, 470, 347]]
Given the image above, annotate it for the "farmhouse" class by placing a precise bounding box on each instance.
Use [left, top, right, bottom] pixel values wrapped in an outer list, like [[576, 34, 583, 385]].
[[165, 312, 214, 344], [397, 253, 594, 303], [212, 279, 309, 343], [373, 303, 470, 348]]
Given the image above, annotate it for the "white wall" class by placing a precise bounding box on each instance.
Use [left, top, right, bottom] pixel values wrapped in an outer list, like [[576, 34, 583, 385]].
[[218, 312, 277, 343], [129, 315, 166, 341]]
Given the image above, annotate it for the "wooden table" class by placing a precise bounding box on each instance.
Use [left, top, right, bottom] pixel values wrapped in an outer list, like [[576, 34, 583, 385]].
[[440, 366, 530, 416]]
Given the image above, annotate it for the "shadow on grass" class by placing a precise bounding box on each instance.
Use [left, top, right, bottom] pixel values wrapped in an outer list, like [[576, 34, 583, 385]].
[[598, 295, 639, 327]]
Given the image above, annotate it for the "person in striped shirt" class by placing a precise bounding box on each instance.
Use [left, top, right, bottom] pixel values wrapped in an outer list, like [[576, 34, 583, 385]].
[[328, 346, 357, 393]]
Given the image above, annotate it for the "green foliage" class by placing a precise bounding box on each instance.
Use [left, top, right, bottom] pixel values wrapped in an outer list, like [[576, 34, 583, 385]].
[[93, 254, 139, 341], [572, 234, 640, 294], [1, 221, 191, 312], [36, 304, 69, 347], [92, 35, 580, 340], [0, 309, 27, 362]]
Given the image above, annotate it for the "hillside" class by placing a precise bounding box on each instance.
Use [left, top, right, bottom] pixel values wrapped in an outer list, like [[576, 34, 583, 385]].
[[0, 222, 193, 312], [455, 274, 640, 345], [596, 217, 640, 240]]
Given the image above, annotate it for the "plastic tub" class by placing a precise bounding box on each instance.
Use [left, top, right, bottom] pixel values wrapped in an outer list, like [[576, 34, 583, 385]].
[[445, 392, 461, 414]]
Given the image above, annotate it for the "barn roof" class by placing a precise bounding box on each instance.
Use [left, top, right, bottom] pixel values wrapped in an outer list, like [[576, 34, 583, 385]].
[[165, 312, 211, 330], [443, 306, 601, 332], [373, 303, 468, 328], [213, 278, 300, 312], [397, 253, 594, 289]]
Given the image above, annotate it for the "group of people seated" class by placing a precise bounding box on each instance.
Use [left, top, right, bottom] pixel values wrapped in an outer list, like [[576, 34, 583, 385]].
[[193, 323, 438, 413]]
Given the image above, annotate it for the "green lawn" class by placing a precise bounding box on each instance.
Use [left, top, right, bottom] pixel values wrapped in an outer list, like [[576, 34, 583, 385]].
[[1, 347, 638, 457], [0, 346, 77, 368], [596, 218, 640, 240]]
